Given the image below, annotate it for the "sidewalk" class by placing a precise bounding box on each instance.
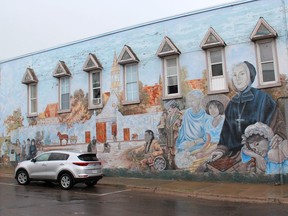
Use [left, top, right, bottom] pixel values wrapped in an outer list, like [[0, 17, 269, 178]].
[[2, 166, 288, 204]]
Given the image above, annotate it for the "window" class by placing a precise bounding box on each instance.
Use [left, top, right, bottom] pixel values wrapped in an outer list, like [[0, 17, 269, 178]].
[[35, 153, 51, 162], [206, 48, 228, 93], [256, 40, 278, 83], [60, 76, 70, 110], [28, 84, 37, 115], [250, 18, 279, 88], [201, 28, 228, 94], [78, 154, 98, 161], [125, 63, 139, 102], [164, 56, 180, 96], [49, 153, 69, 161], [157, 36, 181, 99], [22, 68, 38, 117], [53, 61, 72, 112], [118, 45, 140, 104], [83, 53, 103, 109], [209, 49, 223, 77], [90, 70, 102, 107]]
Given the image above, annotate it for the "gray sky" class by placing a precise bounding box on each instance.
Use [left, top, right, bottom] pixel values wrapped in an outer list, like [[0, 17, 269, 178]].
[[0, 0, 236, 61]]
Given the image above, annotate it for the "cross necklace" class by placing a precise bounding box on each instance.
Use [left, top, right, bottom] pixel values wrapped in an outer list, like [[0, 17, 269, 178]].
[[235, 102, 247, 132]]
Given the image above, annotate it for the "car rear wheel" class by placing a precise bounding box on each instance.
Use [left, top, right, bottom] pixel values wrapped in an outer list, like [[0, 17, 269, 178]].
[[16, 170, 30, 185], [85, 180, 98, 187], [59, 173, 74, 190]]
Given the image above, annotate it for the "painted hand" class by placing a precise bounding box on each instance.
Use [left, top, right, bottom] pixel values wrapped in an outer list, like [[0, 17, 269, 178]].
[[208, 151, 223, 162]]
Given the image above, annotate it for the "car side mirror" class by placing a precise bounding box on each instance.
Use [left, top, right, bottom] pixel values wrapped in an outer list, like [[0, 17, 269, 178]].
[[31, 158, 36, 163]]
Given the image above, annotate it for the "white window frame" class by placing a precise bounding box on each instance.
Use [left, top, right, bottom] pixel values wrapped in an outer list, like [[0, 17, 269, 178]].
[[28, 83, 38, 116], [255, 39, 280, 88], [163, 55, 181, 99], [123, 63, 140, 104], [88, 70, 103, 109], [59, 76, 70, 112], [206, 47, 228, 94]]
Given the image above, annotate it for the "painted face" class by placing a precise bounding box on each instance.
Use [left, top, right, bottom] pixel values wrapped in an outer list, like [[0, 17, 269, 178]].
[[186, 96, 201, 109], [232, 65, 250, 91], [248, 138, 269, 157], [209, 104, 219, 117], [144, 132, 152, 143]]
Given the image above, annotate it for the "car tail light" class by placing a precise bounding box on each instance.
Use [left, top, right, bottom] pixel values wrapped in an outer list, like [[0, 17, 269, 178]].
[[73, 161, 102, 166], [73, 162, 89, 166]]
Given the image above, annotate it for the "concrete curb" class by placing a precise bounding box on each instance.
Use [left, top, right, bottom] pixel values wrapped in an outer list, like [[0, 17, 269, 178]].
[[123, 184, 288, 204], [2, 169, 288, 204]]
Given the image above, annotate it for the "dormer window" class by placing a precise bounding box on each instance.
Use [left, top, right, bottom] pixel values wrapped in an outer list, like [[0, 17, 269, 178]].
[[201, 27, 228, 94], [22, 68, 38, 117], [157, 36, 181, 99], [83, 53, 103, 109], [53, 61, 71, 112], [250, 17, 280, 88], [118, 45, 140, 104]]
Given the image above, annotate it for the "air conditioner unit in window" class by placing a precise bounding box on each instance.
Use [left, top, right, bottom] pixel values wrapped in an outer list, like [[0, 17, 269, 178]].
[[93, 98, 101, 105]]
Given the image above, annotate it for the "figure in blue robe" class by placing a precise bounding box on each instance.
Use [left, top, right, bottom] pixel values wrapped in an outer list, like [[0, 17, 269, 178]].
[[176, 107, 208, 152]]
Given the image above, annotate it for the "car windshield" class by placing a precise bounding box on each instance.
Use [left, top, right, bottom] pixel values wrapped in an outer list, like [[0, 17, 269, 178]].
[[78, 154, 98, 161]]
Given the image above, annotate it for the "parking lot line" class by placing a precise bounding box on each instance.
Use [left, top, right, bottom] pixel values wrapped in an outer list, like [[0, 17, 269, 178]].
[[75, 189, 131, 197], [0, 182, 18, 186]]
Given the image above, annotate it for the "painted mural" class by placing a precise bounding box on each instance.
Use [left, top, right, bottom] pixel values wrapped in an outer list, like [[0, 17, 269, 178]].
[[1, 59, 287, 179], [1, 0, 288, 183]]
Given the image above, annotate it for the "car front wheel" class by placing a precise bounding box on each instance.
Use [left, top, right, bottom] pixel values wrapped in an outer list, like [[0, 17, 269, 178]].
[[59, 173, 74, 190], [16, 170, 30, 185]]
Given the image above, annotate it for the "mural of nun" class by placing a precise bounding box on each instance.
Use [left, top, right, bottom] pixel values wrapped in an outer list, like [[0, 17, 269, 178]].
[[209, 61, 286, 164]]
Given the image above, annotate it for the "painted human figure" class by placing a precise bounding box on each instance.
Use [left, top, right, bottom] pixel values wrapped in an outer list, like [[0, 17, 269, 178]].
[[1, 139, 8, 157], [21, 140, 26, 161], [241, 122, 288, 174], [133, 130, 163, 168], [87, 136, 97, 155], [175, 90, 209, 169], [205, 100, 225, 143], [189, 99, 226, 171], [29, 139, 37, 159], [160, 100, 183, 169], [15, 139, 21, 162], [209, 61, 286, 162], [103, 141, 111, 153], [157, 109, 168, 145], [25, 138, 31, 159]]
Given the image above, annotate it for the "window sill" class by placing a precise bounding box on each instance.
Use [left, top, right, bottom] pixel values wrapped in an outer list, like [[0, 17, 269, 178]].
[[27, 114, 38, 118], [257, 82, 281, 89], [207, 88, 229, 95], [57, 109, 71, 114], [162, 94, 183, 101], [122, 100, 140, 106], [88, 105, 103, 110]]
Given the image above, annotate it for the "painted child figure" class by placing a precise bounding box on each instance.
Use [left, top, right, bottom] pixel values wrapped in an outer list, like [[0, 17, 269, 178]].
[[241, 122, 288, 174], [189, 98, 227, 172]]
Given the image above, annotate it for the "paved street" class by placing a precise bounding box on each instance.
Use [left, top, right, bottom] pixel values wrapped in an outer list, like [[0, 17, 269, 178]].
[[1, 177, 288, 216], [2, 165, 288, 205]]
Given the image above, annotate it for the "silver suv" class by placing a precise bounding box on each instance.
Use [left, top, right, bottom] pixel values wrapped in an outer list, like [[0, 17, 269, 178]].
[[15, 150, 103, 190]]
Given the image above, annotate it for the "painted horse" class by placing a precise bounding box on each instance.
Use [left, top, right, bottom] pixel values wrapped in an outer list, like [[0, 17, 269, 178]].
[[57, 132, 69, 145]]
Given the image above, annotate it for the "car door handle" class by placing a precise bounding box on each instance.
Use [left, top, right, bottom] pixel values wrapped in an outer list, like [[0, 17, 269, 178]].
[[59, 163, 64, 166]]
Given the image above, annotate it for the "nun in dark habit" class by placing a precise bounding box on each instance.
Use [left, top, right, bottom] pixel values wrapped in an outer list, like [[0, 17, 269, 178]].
[[209, 61, 286, 162]]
